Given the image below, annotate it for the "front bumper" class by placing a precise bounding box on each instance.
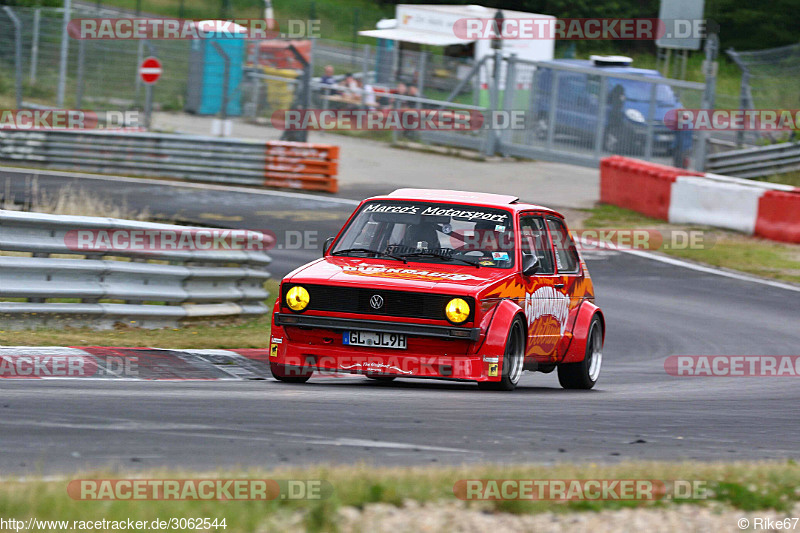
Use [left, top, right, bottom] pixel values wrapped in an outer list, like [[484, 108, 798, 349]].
[[270, 314, 498, 382]]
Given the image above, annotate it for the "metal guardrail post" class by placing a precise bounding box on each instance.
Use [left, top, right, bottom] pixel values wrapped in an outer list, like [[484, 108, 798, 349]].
[[593, 75, 608, 159], [30, 8, 40, 84], [695, 34, 719, 171], [545, 70, 559, 151], [499, 54, 517, 156], [2, 7, 23, 110], [482, 51, 503, 157], [643, 83, 657, 161], [362, 44, 370, 85], [522, 67, 539, 147], [76, 39, 86, 109], [57, 0, 71, 108], [417, 52, 427, 108]]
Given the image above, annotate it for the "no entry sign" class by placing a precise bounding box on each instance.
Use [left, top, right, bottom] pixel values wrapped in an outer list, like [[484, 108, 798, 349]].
[[139, 57, 162, 84]]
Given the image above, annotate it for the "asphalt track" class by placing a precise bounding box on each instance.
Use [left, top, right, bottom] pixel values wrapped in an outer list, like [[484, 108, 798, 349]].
[[1, 167, 799, 474]]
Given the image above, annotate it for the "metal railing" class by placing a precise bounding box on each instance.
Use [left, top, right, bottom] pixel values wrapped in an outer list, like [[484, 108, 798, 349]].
[[0, 129, 339, 192], [705, 141, 800, 178], [0, 209, 272, 329]]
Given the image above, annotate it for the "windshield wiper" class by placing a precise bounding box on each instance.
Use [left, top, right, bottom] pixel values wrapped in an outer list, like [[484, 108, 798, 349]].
[[399, 251, 481, 268], [331, 248, 407, 263]]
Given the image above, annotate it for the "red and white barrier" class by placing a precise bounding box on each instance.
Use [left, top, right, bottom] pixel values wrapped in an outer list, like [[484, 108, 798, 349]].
[[601, 156, 800, 244]]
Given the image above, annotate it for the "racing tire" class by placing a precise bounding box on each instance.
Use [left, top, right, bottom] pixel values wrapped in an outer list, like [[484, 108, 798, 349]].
[[270, 361, 312, 383], [478, 317, 526, 391], [557, 315, 603, 390]]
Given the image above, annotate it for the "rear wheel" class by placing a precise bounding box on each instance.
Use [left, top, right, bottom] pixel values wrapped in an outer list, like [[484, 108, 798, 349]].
[[558, 316, 603, 389], [270, 361, 312, 383], [479, 317, 526, 391]]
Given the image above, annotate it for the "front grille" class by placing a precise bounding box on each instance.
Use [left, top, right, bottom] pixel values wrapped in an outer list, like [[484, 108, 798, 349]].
[[282, 284, 475, 322]]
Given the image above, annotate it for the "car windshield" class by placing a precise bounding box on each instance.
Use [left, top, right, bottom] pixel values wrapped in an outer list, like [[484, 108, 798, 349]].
[[332, 201, 515, 268], [610, 78, 677, 105]]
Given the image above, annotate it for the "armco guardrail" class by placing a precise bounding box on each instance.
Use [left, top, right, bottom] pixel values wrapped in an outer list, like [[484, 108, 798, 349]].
[[705, 142, 800, 179], [0, 209, 273, 329], [601, 156, 800, 243], [0, 130, 339, 193]]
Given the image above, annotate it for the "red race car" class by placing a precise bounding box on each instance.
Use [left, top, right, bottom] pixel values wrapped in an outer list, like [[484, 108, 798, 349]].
[[270, 189, 604, 391]]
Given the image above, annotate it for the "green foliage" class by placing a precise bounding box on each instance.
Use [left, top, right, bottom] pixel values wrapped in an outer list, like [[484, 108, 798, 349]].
[[389, 0, 799, 51]]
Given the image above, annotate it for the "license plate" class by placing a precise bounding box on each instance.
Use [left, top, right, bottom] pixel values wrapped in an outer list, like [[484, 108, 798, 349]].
[[657, 134, 673, 141], [343, 331, 407, 349]]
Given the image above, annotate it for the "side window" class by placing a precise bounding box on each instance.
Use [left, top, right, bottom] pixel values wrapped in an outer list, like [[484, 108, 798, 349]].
[[546, 218, 580, 274], [519, 216, 555, 275]]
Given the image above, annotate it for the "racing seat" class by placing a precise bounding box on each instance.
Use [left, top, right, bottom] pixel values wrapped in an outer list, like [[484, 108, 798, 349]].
[[402, 223, 440, 251]]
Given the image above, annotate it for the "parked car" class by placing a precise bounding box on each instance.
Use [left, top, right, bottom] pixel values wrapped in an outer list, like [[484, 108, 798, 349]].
[[532, 56, 692, 157], [269, 189, 605, 391]]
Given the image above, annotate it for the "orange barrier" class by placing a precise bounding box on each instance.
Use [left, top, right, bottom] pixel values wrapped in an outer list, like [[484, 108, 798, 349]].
[[600, 156, 703, 220], [263, 141, 339, 193], [755, 190, 800, 244]]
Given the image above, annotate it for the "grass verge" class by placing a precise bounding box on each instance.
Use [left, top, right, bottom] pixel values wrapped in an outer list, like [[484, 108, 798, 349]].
[[1, 461, 799, 532], [579, 204, 800, 284], [754, 170, 800, 188]]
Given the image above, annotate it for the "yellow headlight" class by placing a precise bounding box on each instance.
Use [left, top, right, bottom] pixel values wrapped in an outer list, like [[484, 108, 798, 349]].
[[286, 286, 310, 312], [445, 298, 471, 324]]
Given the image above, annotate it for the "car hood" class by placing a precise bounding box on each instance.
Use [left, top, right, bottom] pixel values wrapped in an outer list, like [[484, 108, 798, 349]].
[[285, 257, 514, 295]]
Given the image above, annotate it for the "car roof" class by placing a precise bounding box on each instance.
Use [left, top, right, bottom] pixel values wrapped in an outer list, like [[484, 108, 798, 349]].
[[541, 59, 661, 77], [365, 189, 563, 216]]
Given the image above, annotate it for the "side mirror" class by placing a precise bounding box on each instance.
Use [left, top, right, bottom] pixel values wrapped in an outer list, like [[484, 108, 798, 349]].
[[522, 254, 541, 276], [322, 237, 335, 256]]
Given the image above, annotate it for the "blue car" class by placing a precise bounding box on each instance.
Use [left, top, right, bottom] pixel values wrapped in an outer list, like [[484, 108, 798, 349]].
[[532, 56, 691, 157]]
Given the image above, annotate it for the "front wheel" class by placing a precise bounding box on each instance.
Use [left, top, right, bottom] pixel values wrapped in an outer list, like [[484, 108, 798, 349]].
[[270, 361, 312, 383], [479, 317, 526, 391], [558, 316, 603, 389]]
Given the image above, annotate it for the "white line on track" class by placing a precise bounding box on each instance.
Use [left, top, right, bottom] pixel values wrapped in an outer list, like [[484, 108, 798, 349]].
[[273, 432, 470, 453], [579, 236, 800, 293]]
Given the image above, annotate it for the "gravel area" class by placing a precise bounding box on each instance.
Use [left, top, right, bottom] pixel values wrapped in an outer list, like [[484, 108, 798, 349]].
[[265, 501, 800, 532]]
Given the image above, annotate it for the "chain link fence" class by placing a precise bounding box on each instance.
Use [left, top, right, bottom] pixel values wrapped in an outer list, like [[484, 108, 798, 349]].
[[0, 4, 724, 170], [727, 42, 800, 147]]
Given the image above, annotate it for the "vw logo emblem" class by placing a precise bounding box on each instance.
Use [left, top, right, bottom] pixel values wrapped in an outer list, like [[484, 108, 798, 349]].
[[370, 294, 384, 310]]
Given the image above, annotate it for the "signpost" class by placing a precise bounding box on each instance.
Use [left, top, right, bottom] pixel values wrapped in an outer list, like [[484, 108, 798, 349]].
[[139, 56, 162, 129]]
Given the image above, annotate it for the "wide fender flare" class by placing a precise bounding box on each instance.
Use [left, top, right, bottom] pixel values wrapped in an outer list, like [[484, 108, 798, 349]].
[[481, 299, 526, 358], [561, 301, 604, 364]]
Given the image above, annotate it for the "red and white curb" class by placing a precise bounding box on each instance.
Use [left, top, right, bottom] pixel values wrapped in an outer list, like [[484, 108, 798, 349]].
[[601, 156, 800, 244], [669, 173, 799, 240], [0, 346, 271, 380]]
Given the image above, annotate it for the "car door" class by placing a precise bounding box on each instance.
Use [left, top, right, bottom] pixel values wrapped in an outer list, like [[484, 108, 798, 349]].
[[545, 216, 588, 359], [518, 214, 563, 362]]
